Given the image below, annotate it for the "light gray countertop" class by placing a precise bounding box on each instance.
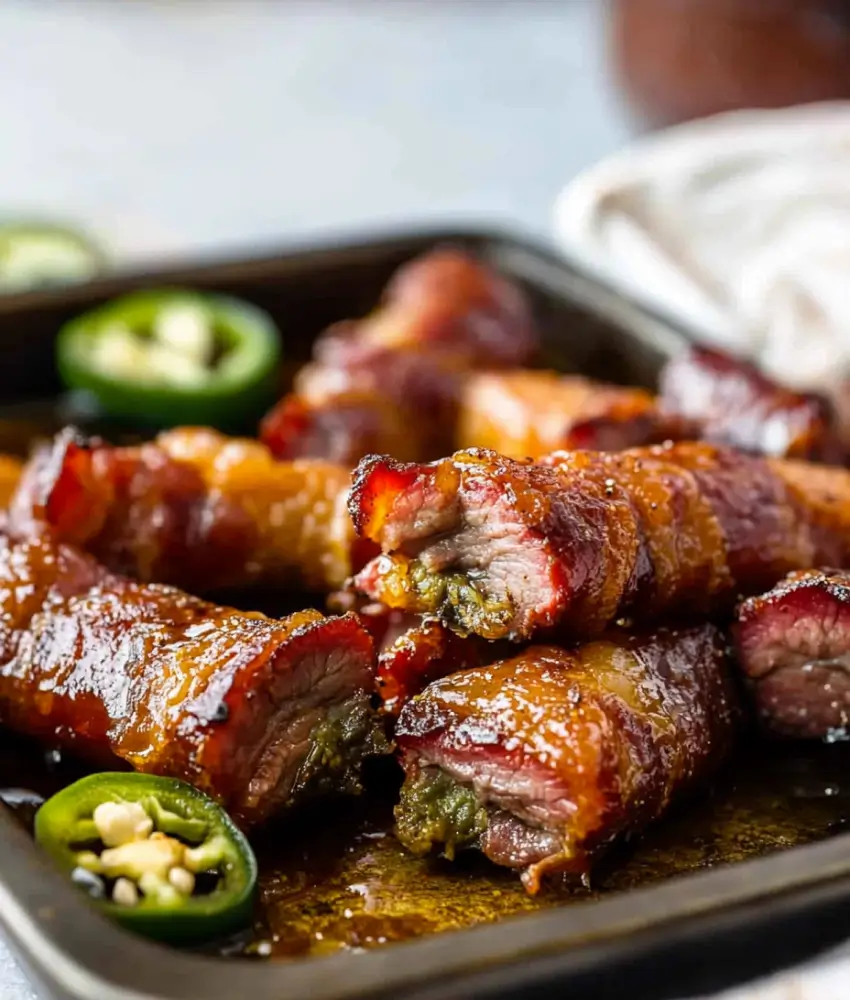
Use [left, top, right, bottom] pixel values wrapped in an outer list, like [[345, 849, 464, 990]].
[[0, 0, 632, 261], [0, 1, 668, 996]]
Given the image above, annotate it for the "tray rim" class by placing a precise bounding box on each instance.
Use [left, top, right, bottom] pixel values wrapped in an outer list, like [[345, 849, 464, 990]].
[[0, 223, 835, 1000]]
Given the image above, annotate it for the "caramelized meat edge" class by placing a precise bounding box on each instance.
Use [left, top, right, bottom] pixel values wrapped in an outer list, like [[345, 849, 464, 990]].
[[394, 625, 737, 892], [0, 532, 385, 827], [350, 443, 850, 641]]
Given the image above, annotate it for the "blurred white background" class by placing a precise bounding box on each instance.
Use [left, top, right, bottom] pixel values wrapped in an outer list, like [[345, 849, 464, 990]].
[[1, 0, 630, 264]]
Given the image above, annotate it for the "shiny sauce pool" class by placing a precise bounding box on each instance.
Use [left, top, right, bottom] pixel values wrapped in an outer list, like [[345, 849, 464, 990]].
[[2, 731, 847, 960]]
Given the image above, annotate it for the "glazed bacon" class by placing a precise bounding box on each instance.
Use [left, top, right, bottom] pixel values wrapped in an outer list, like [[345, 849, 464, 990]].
[[0, 532, 383, 827], [394, 625, 737, 891], [377, 617, 502, 716], [351, 443, 850, 641], [736, 569, 850, 739], [659, 345, 844, 462], [260, 248, 539, 464], [456, 370, 692, 459], [327, 595, 499, 715], [11, 426, 369, 594]]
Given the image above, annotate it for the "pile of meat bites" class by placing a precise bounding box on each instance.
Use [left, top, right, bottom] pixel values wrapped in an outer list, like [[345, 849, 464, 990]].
[[6, 247, 850, 894]]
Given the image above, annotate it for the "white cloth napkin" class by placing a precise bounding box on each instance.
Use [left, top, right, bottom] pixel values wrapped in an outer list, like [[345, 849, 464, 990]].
[[553, 102, 850, 393], [555, 102, 850, 998]]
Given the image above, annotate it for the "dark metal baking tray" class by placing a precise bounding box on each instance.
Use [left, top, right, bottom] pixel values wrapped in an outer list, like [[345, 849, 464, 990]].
[[0, 227, 849, 1000]]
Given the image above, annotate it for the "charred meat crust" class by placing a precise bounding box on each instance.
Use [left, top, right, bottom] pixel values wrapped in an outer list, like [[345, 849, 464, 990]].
[[394, 626, 737, 892], [659, 345, 844, 462], [736, 568, 850, 739], [350, 443, 850, 641], [0, 532, 383, 827], [10, 426, 363, 594]]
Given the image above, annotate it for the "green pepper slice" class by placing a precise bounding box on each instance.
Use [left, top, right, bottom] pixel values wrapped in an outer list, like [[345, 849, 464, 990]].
[[56, 289, 282, 429], [34, 773, 257, 945], [0, 222, 104, 293]]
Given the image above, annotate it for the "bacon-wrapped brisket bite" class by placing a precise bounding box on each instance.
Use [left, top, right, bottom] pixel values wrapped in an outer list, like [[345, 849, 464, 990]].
[[394, 625, 737, 892], [351, 443, 850, 641], [10, 426, 370, 594], [260, 248, 539, 465], [262, 347, 466, 464], [456, 370, 694, 459], [736, 569, 850, 739], [660, 345, 844, 462], [316, 247, 537, 368], [0, 532, 386, 827]]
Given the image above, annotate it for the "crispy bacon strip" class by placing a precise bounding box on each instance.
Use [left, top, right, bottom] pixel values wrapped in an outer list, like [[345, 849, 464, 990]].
[[10, 426, 372, 594], [376, 617, 502, 715], [261, 248, 539, 464], [0, 532, 384, 827], [394, 625, 737, 891], [659, 345, 844, 462], [350, 443, 850, 641], [327, 595, 500, 715], [456, 370, 693, 459]]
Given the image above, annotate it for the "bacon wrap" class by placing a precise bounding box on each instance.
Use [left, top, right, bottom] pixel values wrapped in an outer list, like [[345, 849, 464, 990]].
[[394, 625, 737, 892], [10, 427, 371, 594], [0, 533, 383, 827], [376, 617, 503, 715], [659, 345, 844, 462], [326, 595, 501, 716], [456, 371, 693, 459], [350, 442, 850, 641], [260, 248, 539, 465]]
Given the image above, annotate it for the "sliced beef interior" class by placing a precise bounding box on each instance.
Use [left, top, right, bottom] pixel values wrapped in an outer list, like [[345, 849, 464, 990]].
[[0, 532, 386, 827], [350, 443, 850, 642], [394, 625, 737, 892], [736, 568, 850, 739], [659, 345, 844, 462]]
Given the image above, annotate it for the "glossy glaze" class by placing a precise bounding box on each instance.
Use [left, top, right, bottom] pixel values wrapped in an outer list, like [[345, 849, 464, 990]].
[[11, 426, 363, 594], [394, 626, 737, 889], [351, 443, 850, 641], [456, 370, 684, 459], [376, 616, 502, 715], [0, 532, 377, 825]]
